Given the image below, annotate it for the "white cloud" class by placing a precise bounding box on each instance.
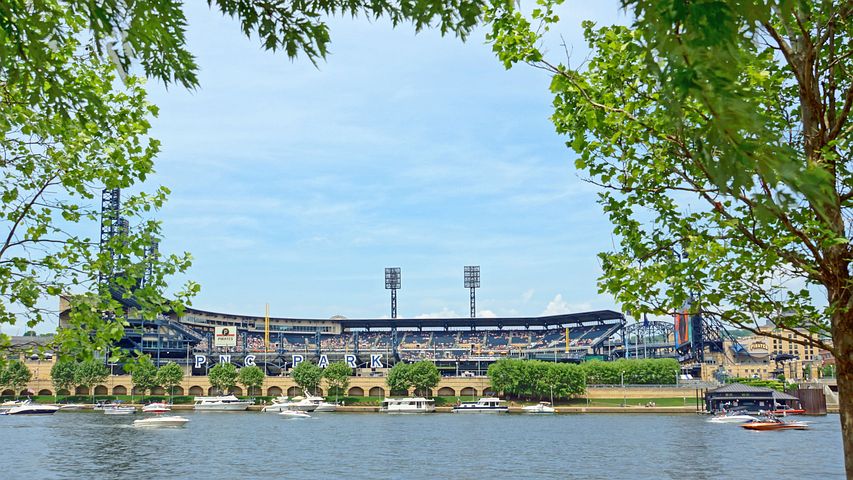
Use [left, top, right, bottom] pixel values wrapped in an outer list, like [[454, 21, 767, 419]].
[[542, 294, 592, 316], [522, 289, 535, 303], [415, 308, 460, 319], [479, 310, 497, 318]]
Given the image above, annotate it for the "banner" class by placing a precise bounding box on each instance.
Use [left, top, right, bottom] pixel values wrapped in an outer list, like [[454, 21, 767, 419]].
[[214, 326, 237, 347]]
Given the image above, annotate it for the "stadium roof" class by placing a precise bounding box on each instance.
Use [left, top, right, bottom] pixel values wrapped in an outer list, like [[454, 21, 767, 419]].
[[339, 310, 624, 330]]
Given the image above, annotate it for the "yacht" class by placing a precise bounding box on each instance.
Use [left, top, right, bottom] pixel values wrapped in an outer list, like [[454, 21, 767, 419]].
[[0, 400, 25, 413], [379, 397, 435, 413], [142, 402, 171, 413], [1, 400, 60, 415], [451, 397, 508, 414], [262, 396, 318, 413], [103, 405, 137, 415], [522, 402, 556, 414], [304, 394, 337, 412], [57, 403, 85, 411], [134, 416, 190, 427], [193, 395, 252, 411], [707, 412, 757, 423], [279, 410, 311, 419]]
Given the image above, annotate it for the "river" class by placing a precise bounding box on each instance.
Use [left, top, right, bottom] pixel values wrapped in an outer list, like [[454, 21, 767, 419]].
[[0, 411, 844, 479]]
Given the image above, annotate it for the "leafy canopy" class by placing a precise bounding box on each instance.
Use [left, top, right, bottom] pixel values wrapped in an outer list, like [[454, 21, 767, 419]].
[[208, 362, 239, 394], [290, 361, 323, 395]]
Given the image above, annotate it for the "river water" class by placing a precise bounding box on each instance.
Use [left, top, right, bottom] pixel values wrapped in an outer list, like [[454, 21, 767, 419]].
[[0, 411, 844, 479]]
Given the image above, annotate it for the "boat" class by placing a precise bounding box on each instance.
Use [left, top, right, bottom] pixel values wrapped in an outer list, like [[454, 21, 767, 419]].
[[707, 412, 757, 423], [142, 402, 171, 413], [769, 408, 806, 415], [261, 396, 318, 413], [57, 404, 86, 411], [193, 395, 252, 411], [304, 394, 337, 412], [0, 400, 25, 413], [451, 397, 508, 413], [94, 400, 124, 410], [279, 410, 311, 419], [522, 402, 556, 414], [379, 397, 435, 413], [741, 417, 809, 431], [133, 416, 190, 427], [1, 400, 60, 415], [103, 405, 137, 415]]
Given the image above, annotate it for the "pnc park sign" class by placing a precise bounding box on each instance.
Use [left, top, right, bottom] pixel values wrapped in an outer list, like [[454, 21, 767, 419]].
[[194, 353, 385, 370]]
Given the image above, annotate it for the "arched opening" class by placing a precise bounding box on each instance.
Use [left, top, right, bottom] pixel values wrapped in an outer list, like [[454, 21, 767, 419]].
[[414, 388, 432, 398], [314, 388, 323, 396], [267, 386, 283, 397], [368, 386, 385, 398], [287, 386, 301, 397], [38, 389, 52, 396], [1, 389, 13, 397], [390, 389, 409, 397], [112, 385, 127, 395], [170, 386, 184, 396], [207, 387, 217, 396], [57, 389, 70, 396], [75, 386, 89, 395], [460, 387, 477, 397], [20, 389, 32, 397], [437, 387, 455, 396], [229, 386, 243, 396], [348, 386, 364, 397], [482, 387, 496, 396], [94, 385, 108, 396], [189, 386, 204, 396], [151, 387, 166, 395]]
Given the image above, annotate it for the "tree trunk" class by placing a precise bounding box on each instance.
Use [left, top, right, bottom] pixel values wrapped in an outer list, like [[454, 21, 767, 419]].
[[836, 340, 853, 479]]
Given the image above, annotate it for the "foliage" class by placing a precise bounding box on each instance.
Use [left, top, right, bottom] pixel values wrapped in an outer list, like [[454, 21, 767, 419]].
[[208, 363, 239, 394], [323, 361, 352, 400], [1, 360, 32, 397], [408, 361, 441, 397], [128, 356, 158, 399], [73, 359, 109, 403], [822, 365, 837, 378], [487, 359, 586, 399], [486, 2, 852, 473], [50, 360, 78, 395], [290, 361, 323, 396], [582, 359, 679, 386], [156, 362, 185, 397], [386, 362, 413, 394], [237, 365, 265, 395], [726, 377, 786, 393]]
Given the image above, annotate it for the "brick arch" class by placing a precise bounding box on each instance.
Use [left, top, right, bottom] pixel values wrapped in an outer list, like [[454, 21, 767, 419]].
[[437, 387, 455, 396], [460, 387, 477, 397], [151, 387, 166, 395], [189, 386, 204, 396], [94, 385, 108, 395], [348, 386, 364, 397], [287, 386, 301, 397], [112, 385, 127, 395], [170, 386, 184, 395], [57, 389, 70, 396], [230, 386, 243, 396], [267, 386, 283, 397], [75, 386, 89, 395], [207, 387, 218, 396], [368, 386, 385, 398], [482, 387, 496, 396], [38, 389, 53, 396], [1, 389, 13, 396]]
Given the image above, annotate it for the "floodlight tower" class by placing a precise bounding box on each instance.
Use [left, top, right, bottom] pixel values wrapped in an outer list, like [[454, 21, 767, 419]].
[[464, 266, 480, 318], [99, 188, 121, 286], [385, 267, 401, 319]]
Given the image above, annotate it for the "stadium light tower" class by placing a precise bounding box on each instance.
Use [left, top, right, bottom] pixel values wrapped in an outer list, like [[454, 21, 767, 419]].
[[385, 267, 401, 319], [464, 266, 480, 318]]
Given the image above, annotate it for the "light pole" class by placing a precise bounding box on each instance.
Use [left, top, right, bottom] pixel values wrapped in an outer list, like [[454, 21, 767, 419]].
[[621, 371, 626, 407]]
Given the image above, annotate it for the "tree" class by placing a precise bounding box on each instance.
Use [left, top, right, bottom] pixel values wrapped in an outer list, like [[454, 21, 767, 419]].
[[386, 362, 413, 395], [129, 356, 159, 401], [1, 360, 31, 399], [208, 363, 239, 395], [408, 361, 440, 397], [50, 360, 77, 400], [487, 1, 853, 474], [290, 362, 323, 396], [74, 360, 109, 404], [323, 361, 352, 402], [237, 365, 265, 397], [156, 362, 185, 400]]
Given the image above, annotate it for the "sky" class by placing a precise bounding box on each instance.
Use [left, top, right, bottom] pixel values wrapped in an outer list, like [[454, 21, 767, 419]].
[[133, 1, 631, 322]]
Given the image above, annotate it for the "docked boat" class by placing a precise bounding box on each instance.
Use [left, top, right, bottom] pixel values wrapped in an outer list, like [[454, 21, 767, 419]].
[[380, 397, 435, 413], [0, 400, 25, 413], [193, 395, 252, 411], [741, 418, 809, 431], [707, 412, 757, 423], [142, 402, 171, 413], [134, 416, 190, 427], [522, 402, 556, 414], [769, 408, 806, 415], [452, 397, 508, 414], [94, 400, 124, 410], [57, 404, 85, 411], [279, 410, 311, 419], [305, 394, 337, 412], [1, 400, 60, 415], [262, 396, 319, 413], [103, 405, 137, 415]]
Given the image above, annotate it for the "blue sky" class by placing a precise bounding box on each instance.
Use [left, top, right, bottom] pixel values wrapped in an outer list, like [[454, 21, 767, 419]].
[[141, 1, 629, 321]]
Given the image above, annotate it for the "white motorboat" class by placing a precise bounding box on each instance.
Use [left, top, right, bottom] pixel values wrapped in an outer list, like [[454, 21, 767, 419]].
[[142, 402, 171, 413], [103, 405, 137, 415], [522, 402, 556, 414], [0, 400, 25, 413], [279, 410, 311, 419], [94, 400, 124, 410], [379, 397, 435, 413], [707, 412, 758, 423], [1, 400, 60, 415], [134, 416, 190, 427], [262, 396, 318, 413], [193, 395, 252, 411], [304, 394, 337, 412], [452, 397, 508, 414], [57, 404, 85, 411]]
